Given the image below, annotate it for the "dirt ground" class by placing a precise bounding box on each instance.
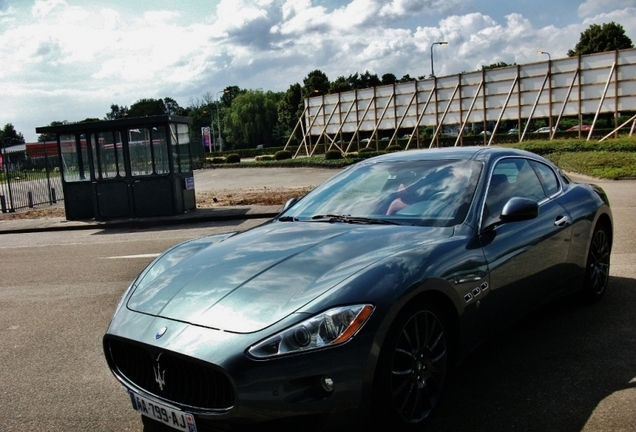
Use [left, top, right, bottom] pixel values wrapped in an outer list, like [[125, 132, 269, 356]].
[[0, 166, 339, 220]]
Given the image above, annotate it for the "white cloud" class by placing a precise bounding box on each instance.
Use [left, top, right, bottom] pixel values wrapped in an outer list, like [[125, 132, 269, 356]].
[[31, 0, 66, 19], [0, 0, 634, 141], [578, 0, 636, 18]]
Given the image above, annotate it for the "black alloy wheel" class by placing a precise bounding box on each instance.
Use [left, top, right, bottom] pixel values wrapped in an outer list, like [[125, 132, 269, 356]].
[[583, 224, 611, 301], [374, 302, 450, 430]]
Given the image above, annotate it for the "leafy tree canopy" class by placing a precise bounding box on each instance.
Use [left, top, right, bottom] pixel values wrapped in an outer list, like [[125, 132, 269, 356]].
[[221, 86, 245, 107], [568, 21, 634, 56], [329, 76, 351, 94], [224, 90, 283, 148], [125, 97, 183, 118], [381, 73, 397, 85], [105, 104, 129, 120], [1, 123, 25, 147], [277, 83, 303, 135], [482, 61, 516, 70], [302, 69, 330, 98]]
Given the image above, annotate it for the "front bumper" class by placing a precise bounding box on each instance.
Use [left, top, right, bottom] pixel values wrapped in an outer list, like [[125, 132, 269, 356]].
[[104, 313, 377, 430]]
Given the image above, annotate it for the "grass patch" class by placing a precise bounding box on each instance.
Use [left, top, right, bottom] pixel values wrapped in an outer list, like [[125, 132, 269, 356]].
[[545, 151, 636, 179], [504, 136, 636, 179], [205, 137, 636, 179]]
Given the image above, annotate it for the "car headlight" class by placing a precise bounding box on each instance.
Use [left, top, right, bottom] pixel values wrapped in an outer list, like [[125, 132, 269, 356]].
[[248, 304, 375, 359]]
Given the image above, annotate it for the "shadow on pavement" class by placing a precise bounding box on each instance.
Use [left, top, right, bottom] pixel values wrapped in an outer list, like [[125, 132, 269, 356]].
[[428, 275, 636, 431]]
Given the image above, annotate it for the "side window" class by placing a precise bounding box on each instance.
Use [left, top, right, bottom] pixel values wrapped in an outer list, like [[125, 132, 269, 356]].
[[530, 161, 560, 197], [484, 158, 545, 224], [511, 159, 546, 202]]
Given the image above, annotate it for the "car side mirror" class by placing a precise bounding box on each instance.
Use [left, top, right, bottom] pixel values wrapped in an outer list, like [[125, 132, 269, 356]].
[[282, 197, 298, 212], [482, 197, 539, 233], [500, 197, 539, 222]]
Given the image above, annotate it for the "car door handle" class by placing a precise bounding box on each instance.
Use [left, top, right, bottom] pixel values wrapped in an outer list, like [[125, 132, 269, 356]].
[[554, 215, 571, 227]]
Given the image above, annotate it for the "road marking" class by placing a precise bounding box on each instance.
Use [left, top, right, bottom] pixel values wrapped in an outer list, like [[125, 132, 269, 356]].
[[104, 253, 160, 259]]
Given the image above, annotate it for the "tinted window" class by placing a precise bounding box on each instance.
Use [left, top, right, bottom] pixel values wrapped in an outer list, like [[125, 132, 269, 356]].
[[530, 161, 560, 196], [484, 158, 545, 224]]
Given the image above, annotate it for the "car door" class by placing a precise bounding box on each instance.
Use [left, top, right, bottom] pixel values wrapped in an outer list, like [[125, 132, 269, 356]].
[[479, 157, 573, 327]]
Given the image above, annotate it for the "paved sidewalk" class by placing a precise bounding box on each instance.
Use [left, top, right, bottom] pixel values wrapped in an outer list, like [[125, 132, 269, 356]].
[[0, 205, 283, 234]]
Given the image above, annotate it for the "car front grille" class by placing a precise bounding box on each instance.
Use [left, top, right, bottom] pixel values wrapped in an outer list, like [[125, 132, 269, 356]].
[[105, 337, 235, 410]]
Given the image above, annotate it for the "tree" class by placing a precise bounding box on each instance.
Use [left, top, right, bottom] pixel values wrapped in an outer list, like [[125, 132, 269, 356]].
[[1, 123, 25, 147], [221, 86, 245, 107], [346, 71, 381, 90], [127, 98, 167, 117], [105, 104, 128, 120], [568, 22, 634, 57], [381, 73, 397, 85], [482, 61, 515, 70], [398, 74, 417, 83], [224, 90, 283, 148], [163, 97, 181, 115], [329, 76, 352, 94], [277, 83, 303, 139], [302, 69, 330, 99]]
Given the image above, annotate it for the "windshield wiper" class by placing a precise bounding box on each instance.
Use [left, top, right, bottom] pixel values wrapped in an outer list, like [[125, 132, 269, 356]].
[[310, 214, 402, 225], [278, 216, 299, 222]]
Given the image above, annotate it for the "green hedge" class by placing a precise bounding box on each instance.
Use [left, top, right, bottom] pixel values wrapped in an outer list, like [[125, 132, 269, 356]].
[[274, 150, 293, 160], [325, 150, 343, 160], [225, 153, 241, 163]]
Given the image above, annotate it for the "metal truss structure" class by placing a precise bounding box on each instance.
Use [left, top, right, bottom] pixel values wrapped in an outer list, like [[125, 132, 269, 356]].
[[286, 49, 636, 157]]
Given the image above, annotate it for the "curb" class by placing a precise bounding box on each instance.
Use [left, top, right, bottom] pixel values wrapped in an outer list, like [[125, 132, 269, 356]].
[[0, 206, 282, 235]]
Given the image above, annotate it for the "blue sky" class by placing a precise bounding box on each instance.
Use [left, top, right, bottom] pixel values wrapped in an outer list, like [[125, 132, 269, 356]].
[[0, 0, 634, 141]]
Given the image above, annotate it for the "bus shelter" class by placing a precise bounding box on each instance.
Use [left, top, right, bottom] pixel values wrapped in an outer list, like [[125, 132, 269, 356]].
[[35, 116, 196, 221]]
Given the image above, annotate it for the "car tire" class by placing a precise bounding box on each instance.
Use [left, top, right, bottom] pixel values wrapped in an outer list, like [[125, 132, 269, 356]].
[[582, 223, 611, 302], [372, 301, 452, 431]]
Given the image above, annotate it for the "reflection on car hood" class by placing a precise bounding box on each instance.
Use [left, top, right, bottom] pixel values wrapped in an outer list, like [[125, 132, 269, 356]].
[[127, 222, 451, 333]]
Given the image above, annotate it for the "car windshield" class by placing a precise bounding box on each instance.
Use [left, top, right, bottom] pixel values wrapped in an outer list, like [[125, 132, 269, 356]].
[[281, 158, 483, 227]]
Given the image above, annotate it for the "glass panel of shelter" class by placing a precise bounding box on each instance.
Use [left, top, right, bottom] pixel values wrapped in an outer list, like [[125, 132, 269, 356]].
[[168, 123, 192, 173], [128, 127, 170, 176], [91, 131, 124, 179], [60, 133, 90, 183]]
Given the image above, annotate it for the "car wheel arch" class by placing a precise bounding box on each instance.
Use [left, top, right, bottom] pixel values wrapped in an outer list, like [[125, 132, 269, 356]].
[[366, 290, 460, 430]]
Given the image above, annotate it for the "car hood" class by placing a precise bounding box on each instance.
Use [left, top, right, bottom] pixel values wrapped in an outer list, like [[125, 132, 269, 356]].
[[127, 222, 452, 333]]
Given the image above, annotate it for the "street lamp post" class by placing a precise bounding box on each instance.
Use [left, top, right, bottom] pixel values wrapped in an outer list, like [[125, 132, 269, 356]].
[[537, 50, 551, 61], [215, 90, 224, 152], [430, 41, 448, 78]]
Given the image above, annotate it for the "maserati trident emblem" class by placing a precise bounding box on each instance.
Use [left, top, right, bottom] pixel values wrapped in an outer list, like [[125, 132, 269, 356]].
[[153, 353, 166, 391], [155, 326, 168, 339]]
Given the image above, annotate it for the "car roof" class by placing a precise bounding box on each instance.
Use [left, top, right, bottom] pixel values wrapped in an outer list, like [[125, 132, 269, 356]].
[[365, 146, 540, 164]]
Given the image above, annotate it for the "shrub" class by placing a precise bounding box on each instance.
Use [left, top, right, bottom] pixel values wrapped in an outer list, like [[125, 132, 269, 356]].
[[274, 150, 293, 160], [210, 156, 226, 164], [255, 155, 275, 161], [225, 153, 241, 164], [358, 147, 375, 153], [325, 149, 343, 160], [385, 144, 402, 152]]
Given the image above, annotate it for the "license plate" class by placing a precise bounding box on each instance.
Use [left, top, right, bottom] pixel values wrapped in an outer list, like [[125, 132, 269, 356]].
[[129, 391, 198, 432]]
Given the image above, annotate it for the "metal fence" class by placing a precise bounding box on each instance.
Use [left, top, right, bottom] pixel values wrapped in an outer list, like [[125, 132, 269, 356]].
[[0, 145, 64, 213]]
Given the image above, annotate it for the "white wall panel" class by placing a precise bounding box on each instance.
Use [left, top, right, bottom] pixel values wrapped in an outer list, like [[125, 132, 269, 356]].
[[299, 48, 635, 147]]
